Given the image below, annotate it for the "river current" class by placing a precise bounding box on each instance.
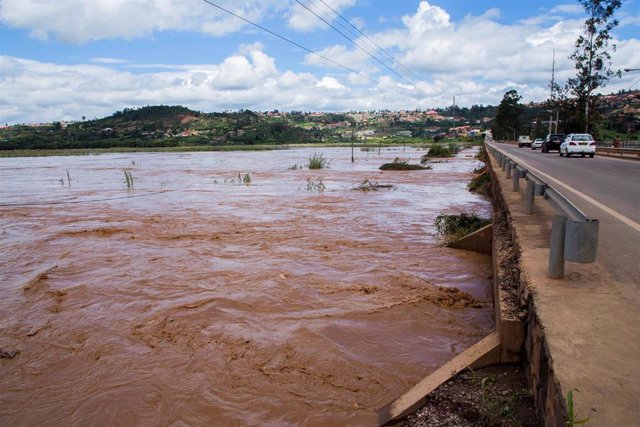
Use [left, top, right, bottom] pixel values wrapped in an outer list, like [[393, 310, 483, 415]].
[[0, 146, 493, 425]]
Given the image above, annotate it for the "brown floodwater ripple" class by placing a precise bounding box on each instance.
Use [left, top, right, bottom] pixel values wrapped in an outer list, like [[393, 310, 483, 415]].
[[0, 147, 493, 425]]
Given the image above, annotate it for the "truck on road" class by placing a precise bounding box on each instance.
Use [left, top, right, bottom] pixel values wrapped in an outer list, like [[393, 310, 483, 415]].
[[518, 135, 532, 147]]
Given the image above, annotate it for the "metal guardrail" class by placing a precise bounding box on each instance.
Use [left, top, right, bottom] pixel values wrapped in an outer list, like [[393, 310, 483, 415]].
[[487, 143, 599, 279], [596, 147, 640, 158]]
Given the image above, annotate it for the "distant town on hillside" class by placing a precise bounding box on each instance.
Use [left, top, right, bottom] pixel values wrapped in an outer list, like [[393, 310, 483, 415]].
[[1, 90, 638, 151]]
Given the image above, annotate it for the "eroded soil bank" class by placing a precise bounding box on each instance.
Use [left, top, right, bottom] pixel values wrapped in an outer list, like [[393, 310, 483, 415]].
[[0, 147, 493, 425]]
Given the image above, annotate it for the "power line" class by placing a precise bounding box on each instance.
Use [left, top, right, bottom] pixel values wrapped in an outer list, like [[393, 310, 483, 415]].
[[199, 0, 377, 84], [294, 0, 416, 87], [313, 0, 423, 82]]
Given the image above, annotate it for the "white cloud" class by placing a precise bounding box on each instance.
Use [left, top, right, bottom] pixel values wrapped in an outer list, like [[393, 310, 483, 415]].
[[316, 76, 345, 90], [0, 48, 567, 125], [92, 57, 129, 64], [549, 4, 584, 15], [0, 0, 286, 43], [304, 44, 371, 71], [237, 42, 266, 56], [287, 0, 356, 32], [1, 0, 639, 124]]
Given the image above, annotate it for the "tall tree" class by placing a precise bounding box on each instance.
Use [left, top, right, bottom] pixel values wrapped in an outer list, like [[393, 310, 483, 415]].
[[492, 90, 524, 141], [567, 0, 622, 133]]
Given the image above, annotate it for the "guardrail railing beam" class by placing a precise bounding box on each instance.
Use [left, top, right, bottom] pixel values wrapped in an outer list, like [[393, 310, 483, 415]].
[[487, 142, 599, 279]]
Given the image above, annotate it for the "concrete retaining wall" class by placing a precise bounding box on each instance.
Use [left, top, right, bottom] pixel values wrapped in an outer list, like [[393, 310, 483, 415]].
[[487, 153, 567, 426]]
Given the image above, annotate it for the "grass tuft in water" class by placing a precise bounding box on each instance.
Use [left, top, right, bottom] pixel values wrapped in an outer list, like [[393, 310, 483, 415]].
[[421, 143, 459, 163], [308, 152, 329, 169], [434, 212, 491, 241], [306, 177, 326, 191], [238, 172, 251, 184]]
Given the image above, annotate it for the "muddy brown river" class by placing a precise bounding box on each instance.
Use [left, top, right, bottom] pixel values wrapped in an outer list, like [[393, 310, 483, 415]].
[[0, 147, 493, 425]]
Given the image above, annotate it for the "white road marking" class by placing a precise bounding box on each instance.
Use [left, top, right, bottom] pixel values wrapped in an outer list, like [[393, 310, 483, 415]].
[[491, 144, 640, 233]]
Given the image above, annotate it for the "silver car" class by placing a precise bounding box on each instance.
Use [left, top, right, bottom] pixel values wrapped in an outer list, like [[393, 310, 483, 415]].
[[531, 138, 543, 150]]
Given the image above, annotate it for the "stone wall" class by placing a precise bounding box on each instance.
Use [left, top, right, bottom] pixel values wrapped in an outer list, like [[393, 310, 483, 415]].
[[486, 154, 567, 426]]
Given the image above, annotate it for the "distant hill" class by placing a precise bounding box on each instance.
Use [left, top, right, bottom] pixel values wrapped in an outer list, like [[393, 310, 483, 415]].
[[1, 91, 637, 151]]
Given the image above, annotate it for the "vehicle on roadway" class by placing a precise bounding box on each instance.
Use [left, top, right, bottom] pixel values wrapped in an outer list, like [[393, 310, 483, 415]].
[[542, 133, 565, 152], [518, 135, 532, 147], [531, 138, 544, 150], [559, 133, 596, 158]]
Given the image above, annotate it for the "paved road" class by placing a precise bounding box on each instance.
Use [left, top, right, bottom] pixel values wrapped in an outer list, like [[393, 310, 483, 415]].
[[489, 142, 640, 290]]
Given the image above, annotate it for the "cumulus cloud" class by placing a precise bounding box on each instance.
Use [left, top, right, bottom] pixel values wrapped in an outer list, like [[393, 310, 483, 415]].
[[303, 44, 372, 71], [316, 76, 345, 90], [1, 0, 638, 124], [305, 1, 595, 100], [0, 48, 573, 125], [0, 0, 286, 42]]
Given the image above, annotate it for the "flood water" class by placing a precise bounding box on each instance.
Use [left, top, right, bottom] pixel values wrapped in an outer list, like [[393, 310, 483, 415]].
[[0, 146, 493, 425]]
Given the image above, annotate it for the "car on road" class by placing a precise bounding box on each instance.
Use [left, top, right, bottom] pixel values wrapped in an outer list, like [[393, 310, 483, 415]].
[[542, 133, 565, 152], [531, 138, 544, 150], [518, 135, 532, 148], [559, 133, 596, 158]]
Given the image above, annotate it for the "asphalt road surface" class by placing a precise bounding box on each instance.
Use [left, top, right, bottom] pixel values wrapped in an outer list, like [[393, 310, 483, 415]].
[[489, 142, 640, 293]]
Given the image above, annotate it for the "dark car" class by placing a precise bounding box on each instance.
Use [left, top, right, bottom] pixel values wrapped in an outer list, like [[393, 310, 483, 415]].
[[542, 133, 565, 153]]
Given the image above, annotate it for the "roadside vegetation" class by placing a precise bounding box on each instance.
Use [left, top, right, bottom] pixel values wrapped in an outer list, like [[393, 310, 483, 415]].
[[468, 144, 491, 195], [434, 212, 491, 241]]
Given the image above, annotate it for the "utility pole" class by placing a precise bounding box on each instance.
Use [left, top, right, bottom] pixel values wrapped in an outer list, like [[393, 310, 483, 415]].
[[452, 95, 456, 136], [549, 50, 556, 135]]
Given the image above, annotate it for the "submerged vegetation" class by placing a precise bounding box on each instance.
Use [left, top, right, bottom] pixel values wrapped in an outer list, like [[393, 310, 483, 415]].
[[352, 179, 394, 191], [238, 173, 251, 184], [421, 143, 459, 163], [308, 152, 330, 169], [435, 212, 491, 241], [305, 177, 326, 191], [379, 158, 430, 171], [124, 169, 134, 189]]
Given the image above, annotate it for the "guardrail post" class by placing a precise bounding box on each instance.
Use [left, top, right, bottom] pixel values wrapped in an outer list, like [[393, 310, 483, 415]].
[[512, 167, 525, 192], [549, 216, 567, 278], [501, 156, 507, 171], [524, 178, 535, 214], [565, 219, 599, 263], [506, 160, 512, 178]]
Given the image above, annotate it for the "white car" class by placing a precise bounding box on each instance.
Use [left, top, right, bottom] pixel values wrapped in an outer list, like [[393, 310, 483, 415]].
[[531, 138, 543, 150], [559, 133, 596, 158]]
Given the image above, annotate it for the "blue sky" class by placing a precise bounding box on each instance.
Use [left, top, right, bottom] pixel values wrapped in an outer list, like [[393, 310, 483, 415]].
[[1, 0, 639, 124]]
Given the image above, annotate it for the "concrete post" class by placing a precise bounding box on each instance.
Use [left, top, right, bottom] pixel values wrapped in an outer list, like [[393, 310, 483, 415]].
[[512, 168, 521, 192], [524, 179, 535, 214], [564, 219, 599, 263], [549, 216, 567, 279]]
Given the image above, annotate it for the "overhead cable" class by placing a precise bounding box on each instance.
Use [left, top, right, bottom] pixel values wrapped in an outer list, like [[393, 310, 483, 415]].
[[199, 0, 378, 84], [295, 0, 416, 87], [313, 0, 423, 82]]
